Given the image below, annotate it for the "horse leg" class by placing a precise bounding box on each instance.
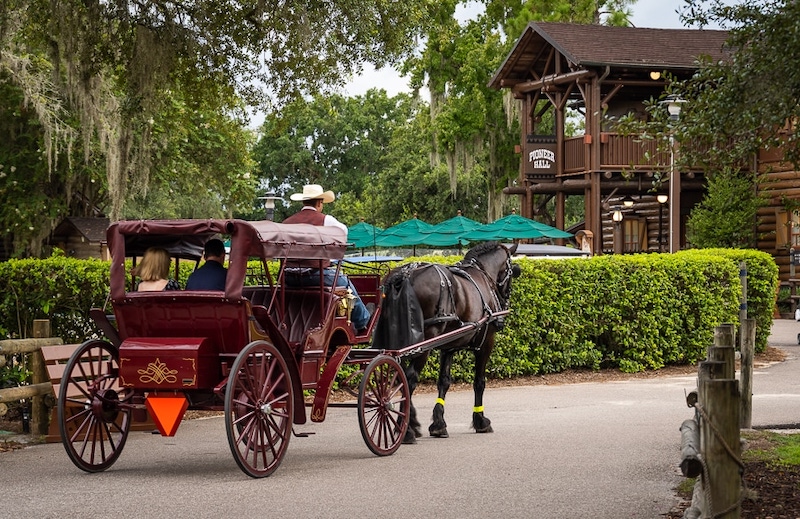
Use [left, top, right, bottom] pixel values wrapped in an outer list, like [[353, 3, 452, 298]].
[[429, 349, 454, 438], [403, 355, 426, 444], [472, 339, 494, 433]]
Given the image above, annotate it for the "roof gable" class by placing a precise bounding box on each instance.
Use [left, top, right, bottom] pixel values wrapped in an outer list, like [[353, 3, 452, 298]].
[[51, 217, 110, 242], [491, 22, 730, 88]]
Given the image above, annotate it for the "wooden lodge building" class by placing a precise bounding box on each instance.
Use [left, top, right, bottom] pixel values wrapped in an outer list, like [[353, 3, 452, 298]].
[[489, 22, 800, 284], [47, 217, 110, 260]]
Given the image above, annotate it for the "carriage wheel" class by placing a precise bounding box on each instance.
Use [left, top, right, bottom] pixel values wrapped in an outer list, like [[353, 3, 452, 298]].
[[58, 339, 132, 472], [358, 355, 410, 456], [225, 340, 294, 478]]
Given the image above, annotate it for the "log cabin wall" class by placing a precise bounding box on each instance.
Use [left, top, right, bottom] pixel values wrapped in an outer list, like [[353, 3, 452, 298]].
[[757, 144, 800, 283]]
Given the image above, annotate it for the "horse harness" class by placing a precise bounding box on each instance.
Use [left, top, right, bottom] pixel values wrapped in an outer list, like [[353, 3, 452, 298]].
[[407, 250, 512, 349]]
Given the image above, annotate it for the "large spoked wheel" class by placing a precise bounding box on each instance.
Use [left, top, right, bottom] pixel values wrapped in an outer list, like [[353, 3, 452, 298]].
[[225, 340, 294, 478], [58, 339, 132, 472], [358, 355, 410, 456]]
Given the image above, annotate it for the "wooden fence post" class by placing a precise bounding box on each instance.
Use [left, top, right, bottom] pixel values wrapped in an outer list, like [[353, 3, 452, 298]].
[[32, 319, 51, 338], [682, 324, 742, 518], [698, 371, 741, 518], [31, 319, 52, 436], [698, 324, 741, 518], [740, 318, 755, 429]]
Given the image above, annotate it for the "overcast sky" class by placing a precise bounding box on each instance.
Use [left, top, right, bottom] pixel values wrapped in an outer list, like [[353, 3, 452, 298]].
[[340, 0, 706, 98]]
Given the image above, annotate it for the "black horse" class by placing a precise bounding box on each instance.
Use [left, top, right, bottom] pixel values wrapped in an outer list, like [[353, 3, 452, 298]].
[[374, 242, 520, 443]]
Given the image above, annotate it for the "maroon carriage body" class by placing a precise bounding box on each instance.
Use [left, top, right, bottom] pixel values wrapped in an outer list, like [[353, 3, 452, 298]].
[[58, 218, 410, 478]]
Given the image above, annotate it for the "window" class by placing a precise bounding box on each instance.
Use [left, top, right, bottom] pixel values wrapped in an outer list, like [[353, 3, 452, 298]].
[[776, 209, 800, 249], [623, 218, 648, 253]]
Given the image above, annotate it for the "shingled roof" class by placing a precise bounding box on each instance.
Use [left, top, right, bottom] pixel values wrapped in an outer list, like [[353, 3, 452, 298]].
[[51, 217, 110, 242], [490, 22, 730, 88]]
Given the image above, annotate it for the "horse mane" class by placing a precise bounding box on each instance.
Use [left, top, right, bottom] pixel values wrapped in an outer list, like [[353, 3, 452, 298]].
[[383, 261, 427, 286], [462, 241, 500, 264]]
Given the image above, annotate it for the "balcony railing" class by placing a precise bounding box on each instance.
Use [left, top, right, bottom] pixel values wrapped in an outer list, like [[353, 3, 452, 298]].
[[561, 133, 672, 176]]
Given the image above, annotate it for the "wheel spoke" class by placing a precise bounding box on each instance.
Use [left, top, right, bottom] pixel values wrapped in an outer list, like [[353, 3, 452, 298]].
[[358, 356, 409, 456], [233, 409, 257, 444], [76, 414, 96, 458], [225, 341, 293, 478], [59, 340, 130, 473], [102, 419, 118, 453], [67, 370, 93, 402], [258, 354, 277, 402]]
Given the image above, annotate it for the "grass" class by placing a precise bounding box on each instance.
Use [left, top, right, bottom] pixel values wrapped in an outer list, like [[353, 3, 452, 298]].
[[743, 430, 800, 467], [674, 430, 800, 500]]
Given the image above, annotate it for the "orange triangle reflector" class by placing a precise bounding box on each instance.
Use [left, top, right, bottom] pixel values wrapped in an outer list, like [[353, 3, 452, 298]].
[[145, 395, 189, 437]]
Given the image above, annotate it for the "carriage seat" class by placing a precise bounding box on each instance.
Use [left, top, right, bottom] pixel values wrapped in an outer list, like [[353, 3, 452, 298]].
[[243, 286, 337, 353], [112, 291, 251, 355], [272, 290, 337, 352], [242, 285, 273, 307]]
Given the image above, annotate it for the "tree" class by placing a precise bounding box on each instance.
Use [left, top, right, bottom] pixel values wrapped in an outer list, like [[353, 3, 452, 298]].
[[686, 168, 765, 248], [252, 90, 421, 224], [0, 77, 87, 257], [121, 88, 257, 220], [0, 0, 438, 255], [677, 0, 800, 170], [405, 0, 636, 223], [404, 6, 518, 221], [369, 105, 488, 226]]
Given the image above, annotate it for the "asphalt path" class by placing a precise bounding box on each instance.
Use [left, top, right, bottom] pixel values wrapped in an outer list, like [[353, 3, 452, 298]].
[[2, 320, 800, 519]]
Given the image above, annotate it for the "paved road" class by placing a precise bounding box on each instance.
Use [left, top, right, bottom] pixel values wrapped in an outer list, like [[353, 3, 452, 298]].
[[2, 320, 799, 519]]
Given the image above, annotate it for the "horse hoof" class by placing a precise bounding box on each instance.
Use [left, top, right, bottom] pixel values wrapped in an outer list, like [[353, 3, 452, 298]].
[[429, 428, 449, 438], [402, 431, 418, 444], [475, 425, 493, 433], [413, 427, 423, 438]]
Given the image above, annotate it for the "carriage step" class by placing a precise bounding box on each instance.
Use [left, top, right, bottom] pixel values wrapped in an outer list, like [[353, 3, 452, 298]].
[[292, 429, 316, 438]]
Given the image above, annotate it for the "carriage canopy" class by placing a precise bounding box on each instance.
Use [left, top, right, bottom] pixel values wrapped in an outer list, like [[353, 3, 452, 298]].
[[107, 219, 347, 299]]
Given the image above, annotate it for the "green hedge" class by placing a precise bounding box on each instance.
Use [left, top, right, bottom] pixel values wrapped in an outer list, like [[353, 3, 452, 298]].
[[491, 249, 777, 378], [0, 249, 778, 383], [0, 254, 110, 343]]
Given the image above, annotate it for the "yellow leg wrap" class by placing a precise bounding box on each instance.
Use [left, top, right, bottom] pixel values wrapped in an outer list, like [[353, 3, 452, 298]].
[[473, 405, 484, 413], [436, 398, 446, 406]]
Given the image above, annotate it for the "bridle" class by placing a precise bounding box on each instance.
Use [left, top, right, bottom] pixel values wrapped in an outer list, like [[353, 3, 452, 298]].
[[459, 244, 516, 311], [495, 247, 515, 303]]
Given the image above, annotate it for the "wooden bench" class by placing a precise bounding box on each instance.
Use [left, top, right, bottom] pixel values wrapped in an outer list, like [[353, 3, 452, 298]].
[[41, 342, 154, 443]]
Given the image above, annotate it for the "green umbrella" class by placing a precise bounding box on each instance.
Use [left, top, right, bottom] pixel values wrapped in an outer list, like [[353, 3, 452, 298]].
[[420, 215, 482, 247], [347, 221, 383, 249], [461, 214, 573, 242], [374, 218, 435, 248]]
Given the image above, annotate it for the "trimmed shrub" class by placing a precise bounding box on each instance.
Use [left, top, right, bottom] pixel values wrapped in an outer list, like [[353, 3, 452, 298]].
[[0, 249, 778, 384]]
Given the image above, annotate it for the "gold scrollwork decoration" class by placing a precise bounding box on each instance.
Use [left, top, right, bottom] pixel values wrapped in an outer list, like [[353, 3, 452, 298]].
[[119, 358, 133, 386], [138, 358, 178, 385]]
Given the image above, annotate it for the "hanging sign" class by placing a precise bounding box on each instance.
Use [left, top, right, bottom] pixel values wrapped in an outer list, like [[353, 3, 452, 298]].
[[524, 135, 557, 176]]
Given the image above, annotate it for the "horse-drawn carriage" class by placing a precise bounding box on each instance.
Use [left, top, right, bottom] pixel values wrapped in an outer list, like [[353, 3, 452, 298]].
[[57, 219, 518, 477]]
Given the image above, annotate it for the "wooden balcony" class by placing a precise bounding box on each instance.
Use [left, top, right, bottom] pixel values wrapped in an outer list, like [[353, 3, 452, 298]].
[[561, 133, 672, 176]]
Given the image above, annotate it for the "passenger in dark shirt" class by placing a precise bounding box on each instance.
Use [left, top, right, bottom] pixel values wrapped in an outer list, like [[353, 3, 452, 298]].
[[186, 238, 228, 291]]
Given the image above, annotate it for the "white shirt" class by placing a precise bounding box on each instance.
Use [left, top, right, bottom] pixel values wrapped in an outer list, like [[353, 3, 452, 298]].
[[299, 206, 348, 235]]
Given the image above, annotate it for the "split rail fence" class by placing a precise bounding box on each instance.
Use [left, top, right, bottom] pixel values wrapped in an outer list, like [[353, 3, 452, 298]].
[[679, 320, 756, 519], [0, 319, 153, 441]]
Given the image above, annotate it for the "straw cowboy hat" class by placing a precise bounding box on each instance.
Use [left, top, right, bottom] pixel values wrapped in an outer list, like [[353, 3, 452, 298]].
[[289, 184, 335, 203]]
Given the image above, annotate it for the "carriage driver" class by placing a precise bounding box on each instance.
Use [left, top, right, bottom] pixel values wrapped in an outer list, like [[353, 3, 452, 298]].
[[283, 184, 371, 333]]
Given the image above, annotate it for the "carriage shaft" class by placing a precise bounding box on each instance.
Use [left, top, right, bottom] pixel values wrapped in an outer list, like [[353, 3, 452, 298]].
[[347, 310, 509, 361]]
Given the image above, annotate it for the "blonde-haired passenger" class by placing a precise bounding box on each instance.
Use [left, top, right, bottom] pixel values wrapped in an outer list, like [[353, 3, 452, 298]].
[[133, 247, 181, 291]]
